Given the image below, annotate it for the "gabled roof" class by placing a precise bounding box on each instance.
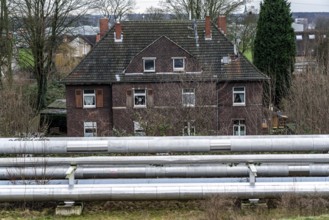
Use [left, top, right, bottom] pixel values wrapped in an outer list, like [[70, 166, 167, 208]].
[[63, 20, 268, 84], [61, 34, 96, 46], [78, 35, 97, 46], [125, 36, 202, 74]]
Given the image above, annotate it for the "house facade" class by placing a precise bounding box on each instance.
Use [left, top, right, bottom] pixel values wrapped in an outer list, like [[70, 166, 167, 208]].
[[294, 30, 327, 73], [55, 34, 97, 74], [63, 17, 269, 137]]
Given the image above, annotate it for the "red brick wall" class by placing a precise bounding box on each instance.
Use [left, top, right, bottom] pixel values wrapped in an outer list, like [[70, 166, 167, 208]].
[[66, 85, 112, 136], [112, 82, 218, 135], [66, 81, 265, 136], [125, 37, 201, 74], [217, 81, 264, 135]]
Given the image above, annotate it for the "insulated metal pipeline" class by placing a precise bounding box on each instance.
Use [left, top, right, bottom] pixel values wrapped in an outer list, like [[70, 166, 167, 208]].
[[2, 154, 329, 167], [3, 177, 329, 185], [1, 164, 329, 179], [1, 135, 329, 154], [1, 181, 329, 201]]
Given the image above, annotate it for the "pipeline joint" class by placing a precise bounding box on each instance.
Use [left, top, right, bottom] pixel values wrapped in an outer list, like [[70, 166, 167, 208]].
[[210, 140, 231, 151]]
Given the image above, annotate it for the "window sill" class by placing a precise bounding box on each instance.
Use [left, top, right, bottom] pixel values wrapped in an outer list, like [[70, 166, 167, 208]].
[[83, 106, 96, 109], [134, 106, 147, 109], [233, 103, 246, 107]]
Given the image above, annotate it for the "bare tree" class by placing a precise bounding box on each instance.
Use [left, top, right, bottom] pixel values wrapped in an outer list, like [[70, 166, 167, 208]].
[[10, 0, 90, 111], [0, 83, 38, 137], [92, 0, 136, 21], [315, 17, 329, 31], [128, 80, 219, 136], [113, 76, 264, 136], [228, 12, 257, 54], [161, 0, 245, 20], [283, 71, 329, 134], [0, 0, 13, 86], [144, 6, 168, 21], [314, 19, 329, 75]]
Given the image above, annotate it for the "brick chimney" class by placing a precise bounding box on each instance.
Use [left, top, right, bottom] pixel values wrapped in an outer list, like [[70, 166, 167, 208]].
[[99, 17, 109, 39], [205, 16, 212, 40], [115, 21, 122, 42], [217, 15, 227, 35]]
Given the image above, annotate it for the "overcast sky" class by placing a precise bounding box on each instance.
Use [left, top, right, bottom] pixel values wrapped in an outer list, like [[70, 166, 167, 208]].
[[135, 0, 329, 13]]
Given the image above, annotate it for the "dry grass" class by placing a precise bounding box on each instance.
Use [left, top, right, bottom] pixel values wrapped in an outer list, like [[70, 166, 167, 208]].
[[201, 194, 329, 220], [2, 195, 329, 219]]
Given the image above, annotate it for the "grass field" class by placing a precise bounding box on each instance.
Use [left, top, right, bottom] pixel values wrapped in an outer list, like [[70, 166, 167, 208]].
[[243, 50, 253, 62]]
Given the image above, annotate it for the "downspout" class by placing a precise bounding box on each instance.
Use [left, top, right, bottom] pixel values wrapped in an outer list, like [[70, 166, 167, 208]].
[[217, 83, 219, 134], [110, 83, 114, 135]]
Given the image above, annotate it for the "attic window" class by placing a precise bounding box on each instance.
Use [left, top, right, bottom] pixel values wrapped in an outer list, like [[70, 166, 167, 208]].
[[173, 57, 185, 71], [143, 58, 156, 72]]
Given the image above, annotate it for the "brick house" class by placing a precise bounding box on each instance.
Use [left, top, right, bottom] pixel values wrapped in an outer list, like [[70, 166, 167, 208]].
[[63, 16, 269, 137]]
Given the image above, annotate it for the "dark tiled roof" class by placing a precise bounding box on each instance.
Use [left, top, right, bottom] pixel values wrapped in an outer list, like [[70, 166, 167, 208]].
[[78, 35, 97, 46], [40, 99, 67, 115], [63, 20, 268, 84]]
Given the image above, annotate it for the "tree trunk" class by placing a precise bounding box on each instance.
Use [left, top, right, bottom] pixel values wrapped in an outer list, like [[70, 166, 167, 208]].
[[37, 74, 47, 111]]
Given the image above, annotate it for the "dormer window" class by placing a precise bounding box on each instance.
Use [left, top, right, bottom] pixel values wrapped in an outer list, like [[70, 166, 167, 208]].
[[173, 57, 185, 71], [143, 57, 156, 72]]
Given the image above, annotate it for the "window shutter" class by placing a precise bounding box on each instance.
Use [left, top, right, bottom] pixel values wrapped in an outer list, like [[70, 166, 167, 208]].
[[75, 89, 83, 108], [147, 89, 154, 107], [96, 89, 104, 108], [126, 89, 132, 108]]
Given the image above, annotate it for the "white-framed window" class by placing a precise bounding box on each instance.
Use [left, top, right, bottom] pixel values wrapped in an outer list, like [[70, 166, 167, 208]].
[[233, 120, 246, 136], [134, 121, 145, 136], [233, 87, 245, 106], [296, 35, 303, 40], [83, 89, 96, 108], [134, 89, 146, 107], [309, 34, 315, 40], [173, 57, 185, 71], [84, 122, 97, 137], [183, 121, 195, 136], [182, 88, 195, 107], [143, 57, 156, 72]]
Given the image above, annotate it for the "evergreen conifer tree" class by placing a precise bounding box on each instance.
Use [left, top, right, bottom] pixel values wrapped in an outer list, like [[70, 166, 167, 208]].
[[253, 0, 296, 107]]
